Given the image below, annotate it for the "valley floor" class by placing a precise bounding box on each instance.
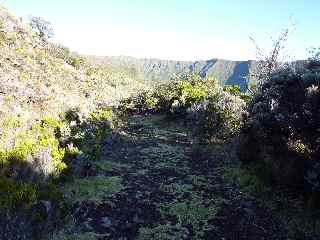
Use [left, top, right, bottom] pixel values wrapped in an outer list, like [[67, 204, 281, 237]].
[[51, 114, 289, 239]]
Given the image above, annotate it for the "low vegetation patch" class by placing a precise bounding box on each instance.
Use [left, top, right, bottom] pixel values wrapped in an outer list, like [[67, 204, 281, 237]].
[[62, 176, 123, 204]]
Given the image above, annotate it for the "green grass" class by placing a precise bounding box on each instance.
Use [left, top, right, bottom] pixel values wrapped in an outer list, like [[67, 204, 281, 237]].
[[62, 176, 123, 204], [160, 195, 218, 226], [224, 165, 268, 195], [93, 160, 128, 172], [0, 177, 37, 208], [138, 224, 177, 240]]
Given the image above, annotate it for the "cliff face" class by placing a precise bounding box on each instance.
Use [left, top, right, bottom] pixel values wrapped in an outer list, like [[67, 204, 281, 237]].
[[87, 55, 258, 91]]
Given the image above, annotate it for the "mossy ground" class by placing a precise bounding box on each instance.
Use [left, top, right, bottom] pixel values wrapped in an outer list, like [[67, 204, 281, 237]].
[[48, 114, 291, 239]]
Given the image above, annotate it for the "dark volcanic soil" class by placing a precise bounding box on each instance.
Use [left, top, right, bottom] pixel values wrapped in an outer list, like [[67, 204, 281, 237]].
[[56, 114, 287, 239]]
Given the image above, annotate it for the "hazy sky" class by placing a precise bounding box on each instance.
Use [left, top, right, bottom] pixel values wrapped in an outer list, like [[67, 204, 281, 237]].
[[3, 0, 319, 60]]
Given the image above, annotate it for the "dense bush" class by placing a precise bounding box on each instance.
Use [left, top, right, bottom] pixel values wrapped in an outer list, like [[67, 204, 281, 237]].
[[238, 59, 320, 194], [0, 116, 68, 183], [187, 90, 246, 141], [120, 73, 221, 114], [119, 73, 247, 141]]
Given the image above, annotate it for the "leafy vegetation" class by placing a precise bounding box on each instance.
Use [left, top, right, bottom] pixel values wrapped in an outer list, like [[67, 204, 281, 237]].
[[62, 176, 123, 204], [239, 57, 320, 195], [120, 73, 247, 141]]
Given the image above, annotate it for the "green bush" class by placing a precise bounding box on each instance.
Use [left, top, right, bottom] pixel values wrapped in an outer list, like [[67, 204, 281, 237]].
[[66, 54, 86, 69], [0, 177, 37, 208], [119, 90, 160, 114], [119, 73, 218, 114], [0, 113, 73, 239], [65, 107, 118, 161], [0, 116, 68, 182], [223, 85, 251, 102], [238, 58, 320, 194], [189, 93, 246, 141], [119, 73, 246, 141]]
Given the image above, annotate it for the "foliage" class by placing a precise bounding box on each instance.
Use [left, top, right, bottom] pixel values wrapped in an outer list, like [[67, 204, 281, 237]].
[[119, 73, 246, 141], [223, 85, 251, 102], [89, 107, 114, 122], [0, 177, 37, 208], [66, 54, 87, 69], [118, 90, 159, 114], [138, 225, 174, 240], [0, 116, 68, 182], [119, 73, 215, 114], [187, 91, 246, 141], [160, 195, 217, 225], [224, 166, 268, 194], [66, 108, 117, 161], [62, 176, 122, 204], [239, 54, 320, 194]]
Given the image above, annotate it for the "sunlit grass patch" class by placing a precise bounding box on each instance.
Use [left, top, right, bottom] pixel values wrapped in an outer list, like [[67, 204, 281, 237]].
[[62, 176, 123, 204], [160, 194, 218, 226]]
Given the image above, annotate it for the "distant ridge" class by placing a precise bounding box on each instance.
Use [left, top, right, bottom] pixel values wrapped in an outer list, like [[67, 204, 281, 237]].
[[87, 55, 258, 91]]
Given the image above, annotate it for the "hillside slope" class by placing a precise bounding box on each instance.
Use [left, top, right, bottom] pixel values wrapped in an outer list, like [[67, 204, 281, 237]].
[[87, 55, 258, 91], [0, 6, 143, 123]]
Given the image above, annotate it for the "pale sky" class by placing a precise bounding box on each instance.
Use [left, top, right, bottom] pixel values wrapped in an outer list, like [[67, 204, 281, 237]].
[[3, 0, 320, 61]]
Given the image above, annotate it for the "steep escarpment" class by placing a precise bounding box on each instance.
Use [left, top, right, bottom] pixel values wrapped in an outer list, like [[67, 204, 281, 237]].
[[87, 55, 258, 91]]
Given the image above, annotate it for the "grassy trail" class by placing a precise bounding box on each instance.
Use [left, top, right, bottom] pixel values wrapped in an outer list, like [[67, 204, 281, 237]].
[[51, 114, 283, 240]]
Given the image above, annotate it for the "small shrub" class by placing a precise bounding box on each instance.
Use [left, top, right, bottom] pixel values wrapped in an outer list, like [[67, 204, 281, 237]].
[[225, 166, 268, 194], [223, 85, 251, 102], [0, 117, 68, 182], [66, 54, 86, 69], [187, 91, 246, 141], [119, 90, 160, 114], [89, 107, 114, 122]]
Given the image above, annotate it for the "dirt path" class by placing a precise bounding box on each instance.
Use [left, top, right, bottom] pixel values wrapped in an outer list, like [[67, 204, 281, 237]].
[[52, 114, 284, 240]]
